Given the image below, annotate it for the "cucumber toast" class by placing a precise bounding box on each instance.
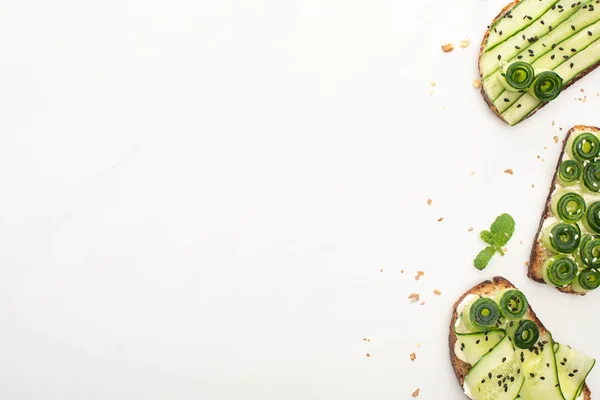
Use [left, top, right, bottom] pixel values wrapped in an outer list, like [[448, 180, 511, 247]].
[[479, 0, 600, 125], [450, 277, 595, 399]]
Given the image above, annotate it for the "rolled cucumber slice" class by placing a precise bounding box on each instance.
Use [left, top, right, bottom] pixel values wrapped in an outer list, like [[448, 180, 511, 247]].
[[555, 343, 596, 400], [517, 331, 565, 400], [464, 332, 524, 400], [455, 331, 506, 366]]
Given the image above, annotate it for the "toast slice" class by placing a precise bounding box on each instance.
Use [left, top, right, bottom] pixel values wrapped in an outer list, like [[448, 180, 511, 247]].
[[478, 0, 600, 126], [528, 125, 600, 295], [449, 276, 592, 399]]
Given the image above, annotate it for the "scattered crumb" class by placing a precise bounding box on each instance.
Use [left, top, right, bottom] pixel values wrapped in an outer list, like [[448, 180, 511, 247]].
[[531, 184, 535, 188], [412, 388, 420, 398], [581, 88, 585, 92], [544, 146, 548, 150], [380, 268, 383, 272], [408, 293, 420, 304], [583, 96, 587, 103], [427, 199, 432, 206], [366, 353, 371, 358], [552, 120, 555, 126], [438, 217, 444, 222], [524, 261, 529, 266], [560, 127, 563, 131], [434, 289, 441, 296], [401, 269, 404, 273], [420, 301, 426, 306], [537, 155, 541, 159], [430, 81, 436, 87], [553, 136, 559, 143], [502, 247, 508, 253], [442, 43, 454, 53], [504, 168, 514, 175], [541, 158, 545, 162], [520, 240, 523, 244], [410, 352, 416, 361], [430, 89, 435, 96], [471, 171, 476, 176], [415, 271, 425, 281], [460, 37, 471, 48], [416, 343, 421, 348], [468, 227, 473, 232], [473, 79, 482, 89], [362, 338, 368, 341]]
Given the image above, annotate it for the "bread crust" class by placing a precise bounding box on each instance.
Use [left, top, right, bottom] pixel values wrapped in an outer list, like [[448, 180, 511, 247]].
[[449, 276, 591, 399], [528, 125, 600, 295], [478, 1, 600, 125]]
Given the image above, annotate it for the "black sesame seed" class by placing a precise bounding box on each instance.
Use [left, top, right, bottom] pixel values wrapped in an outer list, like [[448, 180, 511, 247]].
[[571, 48, 577, 52], [572, 25, 576, 30], [569, 373, 575, 377], [517, 104, 522, 108], [551, 55, 556, 60], [530, 373, 535, 377], [589, 31, 593, 36], [498, 54, 502, 60], [570, 63, 574, 68], [540, 376, 546, 380]]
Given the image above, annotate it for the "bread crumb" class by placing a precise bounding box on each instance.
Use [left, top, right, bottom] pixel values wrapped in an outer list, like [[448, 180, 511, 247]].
[[544, 146, 548, 150], [410, 352, 416, 361], [520, 240, 523, 244], [420, 301, 426, 306], [408, 293, 420, 304], [412, 388, 420, 398], [460, 37, 471, 48], [379, 268, 383, 272], [430, 81, 436, 87], [400, 269, 404, 273], [583, 96, 587, 103], [552, 120, 555, 126], [541, 158, 545, 162], [427, 199, 432, 206], [468, 227, 473, 232], [473, 79, 482, 89], [471, 171, 476, 176], [524, 261, 529, 266], [366, 353, 370, 358], [442, 43, 454, 53], [531, 184, 535, 188], [438, 217, 444, 222], [502, 247, 508, 253], [554, 136, 559, 143], [415, 271, 424, 281], [362, 338, 368, 341], [560, 127, 563, 131], [537, 155, 541, 159], [434, 289, 441, 296], [581, 88, 585, 92], [416, 343, 421, 348], [504, 168, 514, 175]]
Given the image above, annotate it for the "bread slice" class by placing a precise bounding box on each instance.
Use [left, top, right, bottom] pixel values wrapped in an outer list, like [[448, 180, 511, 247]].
[[528, 125, 600, 295], [449, 276, 592, 399], [478, 1, 600, 125]]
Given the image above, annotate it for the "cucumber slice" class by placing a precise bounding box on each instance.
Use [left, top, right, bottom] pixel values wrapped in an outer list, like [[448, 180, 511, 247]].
[[464, 332, 524, 400], [555, 343, 596, 400], [517, 331, 565, 400], [455, 331, 506, 366]]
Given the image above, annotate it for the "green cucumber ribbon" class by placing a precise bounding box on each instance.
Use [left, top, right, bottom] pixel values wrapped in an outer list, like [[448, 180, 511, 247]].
[[579, 234, 600, 269], [582, 162, 600, 193], [463, 297, 501, 332], [573, 269, 600, 293], [542, 222, 581, 254], [513, 320, 540, 350], [496, 289, 528, 320], [568, 133, 600, 163], [529, 71, 563, 102], [558, 160, 582, 186], [551, 191, 586, 223], [542, 255, 578, 287], [500, 61, 535, 91], [583, 201, 600, 234]]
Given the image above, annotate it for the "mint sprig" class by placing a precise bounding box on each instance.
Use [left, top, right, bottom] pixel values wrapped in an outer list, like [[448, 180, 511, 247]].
[[474, 213, 515, 270]]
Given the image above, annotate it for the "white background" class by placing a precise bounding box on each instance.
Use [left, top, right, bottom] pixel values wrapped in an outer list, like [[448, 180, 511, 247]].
[[1, 0, 599, 398]]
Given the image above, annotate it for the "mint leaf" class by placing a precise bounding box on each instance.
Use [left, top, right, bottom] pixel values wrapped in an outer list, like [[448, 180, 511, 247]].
[[473, 213, 515, 270], [474, 246, 496, 270], [490, 213, 515, 246], [480, 230, 494, 245]]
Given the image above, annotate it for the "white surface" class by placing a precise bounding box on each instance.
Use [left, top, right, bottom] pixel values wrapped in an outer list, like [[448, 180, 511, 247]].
[[1, 0, 600, 398]]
